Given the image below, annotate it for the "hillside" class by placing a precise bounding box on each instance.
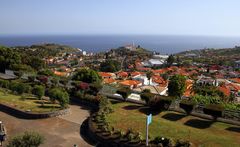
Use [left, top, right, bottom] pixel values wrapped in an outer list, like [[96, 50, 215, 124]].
[[14, 43, 79, 58], [175, 46, 240, 66], [176, 46, 240, 57]]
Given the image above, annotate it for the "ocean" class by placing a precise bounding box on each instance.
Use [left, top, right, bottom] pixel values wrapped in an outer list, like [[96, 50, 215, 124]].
[[0, 35, 240, 54]]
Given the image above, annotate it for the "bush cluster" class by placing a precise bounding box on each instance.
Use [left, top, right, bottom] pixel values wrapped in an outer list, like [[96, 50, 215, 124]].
[[203, 104, 224, 119], [9, 82, 32, 94], [149, 96, 175, 110], [179, 99, 196, 115]]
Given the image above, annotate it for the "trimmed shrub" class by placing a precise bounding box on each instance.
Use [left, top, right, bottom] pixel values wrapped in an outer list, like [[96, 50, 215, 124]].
[[32, 85, 45, 100], [0, 79, 9, 88], [149, 96, 175, 110], [179, 99, 196, 115], [9, 82, 32, 94], [140, 92, 154, 105], [7, 131, 44, 147], [99, 96, 113, 114], [116, 87, 131, 101], [203, 104, 224, 119], [48, 88, 69, 108]]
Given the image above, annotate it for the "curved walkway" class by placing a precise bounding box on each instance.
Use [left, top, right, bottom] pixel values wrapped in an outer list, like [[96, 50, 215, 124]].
[[0, 103, 92, 147]]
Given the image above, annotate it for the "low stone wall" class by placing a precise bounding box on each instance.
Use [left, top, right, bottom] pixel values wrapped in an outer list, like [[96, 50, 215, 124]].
[[0, 103, 70, 119]]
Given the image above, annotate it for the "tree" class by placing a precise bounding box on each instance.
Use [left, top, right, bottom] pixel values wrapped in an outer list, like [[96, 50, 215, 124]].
[[116, 87, 131, 101], [229, 93, 236, 102], [10, 82, 31, 95], [72, 68, 101, 83], [168, 75, 186, 97], [48, 88, 69, 108], [100, 60, 121, 72], [28, 57, 45, 70], [140, 89, 154, 105], [7, 131, 44, 147], [89, 82, 103, 96], [0, 46, 21, 72], [11, 64, 34, 73], [146, 71, 153, 85], [32, 85, 45, 105], [37, 69, 54, 76], [166, 54, 175, 67]]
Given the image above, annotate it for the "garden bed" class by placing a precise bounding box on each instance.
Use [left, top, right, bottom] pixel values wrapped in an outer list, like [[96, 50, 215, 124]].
[[106, 102, 240, 146]]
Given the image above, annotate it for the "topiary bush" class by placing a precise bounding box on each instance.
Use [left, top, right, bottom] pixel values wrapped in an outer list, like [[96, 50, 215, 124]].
[[203, 104, 224, 119], [0, 79, 9, 88], [149, 96, 175, 110], [179, 99, 196, 115], [140, 91, 154, 105], [116, 87, 131, 101]]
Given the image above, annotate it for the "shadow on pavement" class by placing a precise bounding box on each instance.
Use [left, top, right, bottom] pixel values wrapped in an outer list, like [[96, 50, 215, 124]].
[[80, 118, 98, 146]]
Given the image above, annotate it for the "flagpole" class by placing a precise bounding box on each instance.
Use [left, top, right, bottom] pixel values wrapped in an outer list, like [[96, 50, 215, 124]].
[[146, 116, 149, 146]]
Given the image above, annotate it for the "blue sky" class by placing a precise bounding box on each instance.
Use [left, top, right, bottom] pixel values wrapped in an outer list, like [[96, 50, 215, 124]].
[[1, 0, 240, 36]]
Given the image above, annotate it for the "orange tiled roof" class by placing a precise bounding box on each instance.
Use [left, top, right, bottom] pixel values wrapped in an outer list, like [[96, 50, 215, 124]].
[[54, 71, 68, 77], [104, 78, 116, 84], [117, 71, 128, 77], [152, 75, 165, 84], [154, 69, 167, 74], [183, 79, 194, 97], [130, 71, 143, 77], [137, 67, 152, 71], [218, 85, 231, 97], [230, 78, 240, 84], [119, 80, 141, 86], [98, 72, 113, 78], [228, 83, 240, 91], [152, 75, 168, 87]]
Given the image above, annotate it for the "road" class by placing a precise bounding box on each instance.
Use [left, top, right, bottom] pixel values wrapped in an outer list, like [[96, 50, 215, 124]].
[[0, 103, 93, 147]]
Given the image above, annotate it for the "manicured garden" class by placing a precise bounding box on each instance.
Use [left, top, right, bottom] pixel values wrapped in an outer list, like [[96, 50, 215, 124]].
[[106, 102, 240, 147], [0, 89, 61, 113]]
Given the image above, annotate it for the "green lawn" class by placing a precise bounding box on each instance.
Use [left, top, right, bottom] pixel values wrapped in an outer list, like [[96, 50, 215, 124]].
[[107, 101, 240, 147], [0, 89, 61, 113]]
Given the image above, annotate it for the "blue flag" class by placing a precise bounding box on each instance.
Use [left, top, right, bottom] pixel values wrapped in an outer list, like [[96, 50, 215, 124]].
[[147, 114, 152, 125]]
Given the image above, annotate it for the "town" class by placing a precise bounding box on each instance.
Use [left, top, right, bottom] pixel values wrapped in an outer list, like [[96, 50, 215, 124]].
[[0, 43, 239, 147]]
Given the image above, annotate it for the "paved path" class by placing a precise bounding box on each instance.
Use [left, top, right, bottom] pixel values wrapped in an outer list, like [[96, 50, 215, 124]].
[[0, 103, 92, 147]]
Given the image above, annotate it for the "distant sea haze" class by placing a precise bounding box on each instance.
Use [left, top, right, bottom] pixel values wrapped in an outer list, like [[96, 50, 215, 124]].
[[0, 35, 240, 54]]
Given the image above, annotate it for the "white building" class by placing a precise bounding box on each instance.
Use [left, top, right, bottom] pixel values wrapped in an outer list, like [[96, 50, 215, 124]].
[[142, 59, 165, 67], [132, 75, 158, 86], [149, 59, 165, 67], [153, 54, 169, 60]]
